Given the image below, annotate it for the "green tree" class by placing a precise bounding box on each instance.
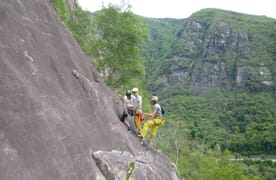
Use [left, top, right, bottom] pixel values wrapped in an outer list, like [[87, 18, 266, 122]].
[[51, 0, 69, 22], [94, 2, 148, 90], [67, 7, 98, 56]]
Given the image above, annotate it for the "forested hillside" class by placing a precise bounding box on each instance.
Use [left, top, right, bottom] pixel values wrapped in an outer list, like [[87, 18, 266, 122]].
[[141, 8, 276, 179], [140, 18, 183, 90], [141, 8, 276, 155], [145, 9, 275, 95]]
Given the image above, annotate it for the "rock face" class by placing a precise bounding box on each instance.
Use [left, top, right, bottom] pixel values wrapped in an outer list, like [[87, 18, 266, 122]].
[[92, 150, 179, 180], [0, 0, 179, 179]]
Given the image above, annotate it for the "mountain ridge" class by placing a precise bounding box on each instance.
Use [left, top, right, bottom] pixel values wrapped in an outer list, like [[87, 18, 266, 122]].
[[142, 8, 275, 96]]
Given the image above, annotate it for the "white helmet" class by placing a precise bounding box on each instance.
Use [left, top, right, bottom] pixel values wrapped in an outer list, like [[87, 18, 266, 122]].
[[132, 87, 139, 92]]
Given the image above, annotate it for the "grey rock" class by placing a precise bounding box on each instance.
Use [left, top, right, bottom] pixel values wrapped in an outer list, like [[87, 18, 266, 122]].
[[0, 1, 179, 180], [92, 150, 180, 180]]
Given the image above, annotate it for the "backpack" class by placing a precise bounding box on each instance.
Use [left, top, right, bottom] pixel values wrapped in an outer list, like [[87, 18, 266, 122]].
[[160, 105, 165, 115]]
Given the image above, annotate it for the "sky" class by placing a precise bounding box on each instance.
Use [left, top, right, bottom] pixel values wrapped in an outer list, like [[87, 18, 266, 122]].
[[78, 0, 276, 19]]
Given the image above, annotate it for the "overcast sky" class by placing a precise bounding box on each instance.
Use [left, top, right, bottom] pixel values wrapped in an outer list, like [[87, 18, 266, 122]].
[[78, 0, 276, 19]]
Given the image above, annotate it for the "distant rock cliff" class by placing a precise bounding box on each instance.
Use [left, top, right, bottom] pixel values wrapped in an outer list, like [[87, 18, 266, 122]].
[[148, 9, 276, 95], [0, 0, 179, 179]]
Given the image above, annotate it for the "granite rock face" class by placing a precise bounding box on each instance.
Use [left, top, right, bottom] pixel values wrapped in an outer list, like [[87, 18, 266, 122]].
[[93, 150, 179, 180], [0, 0, 179, 179]]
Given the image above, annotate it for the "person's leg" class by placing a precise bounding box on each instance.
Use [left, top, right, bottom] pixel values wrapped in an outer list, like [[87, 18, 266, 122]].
[[120, 112, 129, 130], [149, 124, 159, 144], [141, 120, 154, 138], [134, 113, 141, 132], [129, 117, 137, 135], [124, 121, 130, 130], [149, 119, 163, 144]]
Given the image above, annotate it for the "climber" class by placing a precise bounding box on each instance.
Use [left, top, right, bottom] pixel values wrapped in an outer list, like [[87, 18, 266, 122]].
[[132, 87, 143, 134], [139, 96, 165, 145], [120, 90, 135, 130]]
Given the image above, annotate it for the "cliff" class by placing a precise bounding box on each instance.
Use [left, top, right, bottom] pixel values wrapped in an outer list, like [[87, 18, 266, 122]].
[[0, 0, 179, 179], [145, 9, 275, 95]]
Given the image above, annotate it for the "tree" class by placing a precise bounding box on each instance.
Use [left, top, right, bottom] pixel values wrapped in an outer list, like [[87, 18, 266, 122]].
[[67, 7, 98, 56], [51, 0, 69, 22], [94, 2, 148, 91]]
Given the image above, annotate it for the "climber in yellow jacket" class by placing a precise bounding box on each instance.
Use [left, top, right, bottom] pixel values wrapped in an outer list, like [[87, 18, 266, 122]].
[[139, 96, 165, 145]]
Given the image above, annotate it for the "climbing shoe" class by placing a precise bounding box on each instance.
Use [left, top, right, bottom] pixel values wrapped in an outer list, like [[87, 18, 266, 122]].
[[137, 134, 143, 139]]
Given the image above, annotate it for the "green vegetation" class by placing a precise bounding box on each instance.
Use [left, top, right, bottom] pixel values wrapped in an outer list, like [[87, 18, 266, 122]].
[[154, 93, 275, 179], [94, 4, 148, 90], [242, 159, 276, 180], [140, 18, 183, 92], [51, 0, 148, 95], [146, 9, 276, 94], [52, 2, 276, 179], [51, 0, 97, 56], [126, 162, 135, 180], [158, 93, 276, 155], [142, 8, 276, 180], [146, 8, 276, 154], [67, 7, 98, 57], [51, 0, 69, 22]]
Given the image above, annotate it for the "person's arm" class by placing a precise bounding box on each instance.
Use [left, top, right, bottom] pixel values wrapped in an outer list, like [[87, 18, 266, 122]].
[[144, 110, 156, 118], [151, 110, 157, 120], [135, 96, 142, 109], [127, 104, 134, 110]]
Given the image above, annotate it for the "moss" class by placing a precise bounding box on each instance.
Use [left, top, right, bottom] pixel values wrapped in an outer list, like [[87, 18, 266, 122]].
[[125, 162, 135, 180]]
